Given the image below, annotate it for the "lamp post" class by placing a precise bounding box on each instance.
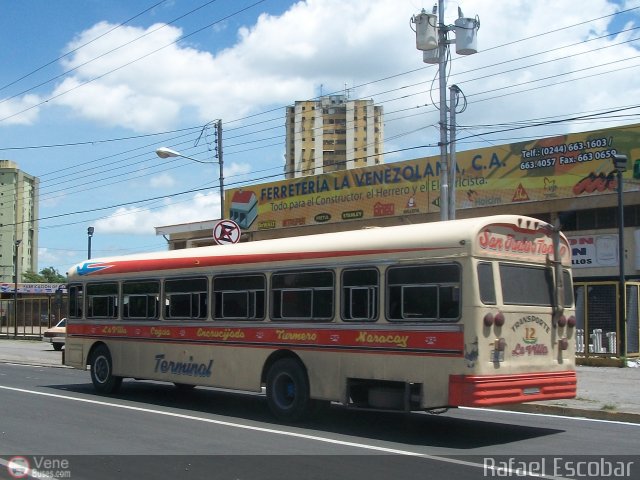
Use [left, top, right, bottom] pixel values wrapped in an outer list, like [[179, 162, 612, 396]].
[[87, 226, 94, 259], [13, 239, 21, 338], [613, 154, 627, 359], [155, 146, 225, 217]]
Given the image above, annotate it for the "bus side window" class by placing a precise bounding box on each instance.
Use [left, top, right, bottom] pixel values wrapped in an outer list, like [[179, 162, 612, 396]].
[[213, 274, 265, 320], [387, 264, 461, 321], [563, 270, 574, 307], [477, 262, 496, 305], [122, 280, 160, 320], [439, 285, 460, 318], [342, 268, 378, 321], [87, 282, 119, 319], [164, 277, 208, 320], [271, 270, 334, 321], [69, 284, 84, 318]]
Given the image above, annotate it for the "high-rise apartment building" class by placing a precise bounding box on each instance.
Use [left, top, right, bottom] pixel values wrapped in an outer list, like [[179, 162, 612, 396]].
[[285, 95, 383, 178], [0, 160, 39, 283]]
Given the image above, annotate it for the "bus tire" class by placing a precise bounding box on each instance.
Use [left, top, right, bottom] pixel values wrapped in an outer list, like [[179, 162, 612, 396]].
[[266, 358, 312, 422], [89, 345, 122, 394]]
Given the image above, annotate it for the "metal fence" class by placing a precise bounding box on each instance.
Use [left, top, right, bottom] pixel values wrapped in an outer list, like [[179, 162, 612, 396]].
[[574, 281, 640, 358], [0, 296, 67, 338]]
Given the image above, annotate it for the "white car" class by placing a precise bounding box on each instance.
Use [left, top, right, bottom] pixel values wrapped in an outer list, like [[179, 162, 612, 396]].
[[43, 318, 66, 351]]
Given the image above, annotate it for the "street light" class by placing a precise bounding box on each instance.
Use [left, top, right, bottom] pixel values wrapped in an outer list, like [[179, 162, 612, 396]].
[[612, 154, 628, 358], [87, 226, 94, 259], [13, 239, 21, 338], [155, 146, 225, 217]]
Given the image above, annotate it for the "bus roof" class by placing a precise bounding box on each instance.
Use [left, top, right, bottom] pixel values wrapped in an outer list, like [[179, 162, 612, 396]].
[[67, 215, 570, 280]]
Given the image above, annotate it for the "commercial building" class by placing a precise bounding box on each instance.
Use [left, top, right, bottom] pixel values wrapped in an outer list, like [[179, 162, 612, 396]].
[[284, 95, 384, 178], [0, 160, 38, 283]]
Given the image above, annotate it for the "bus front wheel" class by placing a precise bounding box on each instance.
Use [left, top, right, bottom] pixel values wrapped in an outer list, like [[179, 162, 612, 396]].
[[266, 358, 312, 422], [89, 345, 122, 394]]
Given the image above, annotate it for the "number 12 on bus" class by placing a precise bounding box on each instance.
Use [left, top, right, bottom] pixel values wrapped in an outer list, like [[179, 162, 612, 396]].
[[65, 215, 576, 422]]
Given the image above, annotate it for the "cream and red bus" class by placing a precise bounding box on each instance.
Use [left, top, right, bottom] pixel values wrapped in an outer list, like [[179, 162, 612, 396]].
[[64, 215, 576, 421]]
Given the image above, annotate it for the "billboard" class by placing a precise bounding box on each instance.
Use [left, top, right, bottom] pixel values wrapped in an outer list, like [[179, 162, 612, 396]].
[[225, 123, 640, 233], [0, 283, 67, 294], [567, 234, 619, 269]]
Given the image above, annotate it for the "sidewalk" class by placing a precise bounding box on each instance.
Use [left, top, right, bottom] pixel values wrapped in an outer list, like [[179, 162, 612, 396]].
[[0, 338, 639, 423], [504, 361, 640, 423], [0, 338, 67, 368]]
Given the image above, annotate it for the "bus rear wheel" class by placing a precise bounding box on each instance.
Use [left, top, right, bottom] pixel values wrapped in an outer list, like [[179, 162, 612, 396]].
[[89, 345, 122, 394], [266, 358, 312, 422]]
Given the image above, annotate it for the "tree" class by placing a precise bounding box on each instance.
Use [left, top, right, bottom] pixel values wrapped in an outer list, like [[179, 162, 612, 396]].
[[22, 267, 66, 283]]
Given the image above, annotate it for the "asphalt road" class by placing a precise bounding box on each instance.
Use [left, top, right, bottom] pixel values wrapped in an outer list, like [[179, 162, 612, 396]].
[[0, 362, 638, 480]]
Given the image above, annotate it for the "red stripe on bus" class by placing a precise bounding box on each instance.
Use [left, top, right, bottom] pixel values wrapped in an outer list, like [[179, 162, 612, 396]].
[[66, 323, 464, 353]]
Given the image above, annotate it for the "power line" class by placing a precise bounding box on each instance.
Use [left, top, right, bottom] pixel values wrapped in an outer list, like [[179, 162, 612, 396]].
[[0, 0, 169, 94], [0, 0, 224, 106], [4, 22, 637, 160], [7, 104, 637, 231], [0, 0, 268, 125], [3, 6, 639, 207]]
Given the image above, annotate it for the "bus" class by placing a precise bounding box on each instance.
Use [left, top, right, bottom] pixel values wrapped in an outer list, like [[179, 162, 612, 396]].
[[64, 215, 576, 421]]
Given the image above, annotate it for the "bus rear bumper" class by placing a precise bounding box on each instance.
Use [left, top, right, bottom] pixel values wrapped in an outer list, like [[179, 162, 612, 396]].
[[448, 371, 577, 407]]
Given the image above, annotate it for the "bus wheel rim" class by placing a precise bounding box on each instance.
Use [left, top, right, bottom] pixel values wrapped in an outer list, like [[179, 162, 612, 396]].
[[273, 372, 296, 409], [94, 355, 110, 384]]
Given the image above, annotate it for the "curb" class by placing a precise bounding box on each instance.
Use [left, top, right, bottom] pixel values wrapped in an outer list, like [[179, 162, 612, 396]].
[[500, 403, 640, 424], [0, 359, 71, 369]]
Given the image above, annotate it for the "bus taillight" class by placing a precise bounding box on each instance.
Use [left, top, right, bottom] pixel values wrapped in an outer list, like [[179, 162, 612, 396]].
[[557, 315, 567, 327], [567, 315, 576, 328], [483, 311, 505, 327]]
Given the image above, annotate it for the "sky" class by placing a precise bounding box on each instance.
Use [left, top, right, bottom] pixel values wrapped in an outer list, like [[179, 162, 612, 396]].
[[0, 0, 639, 276]]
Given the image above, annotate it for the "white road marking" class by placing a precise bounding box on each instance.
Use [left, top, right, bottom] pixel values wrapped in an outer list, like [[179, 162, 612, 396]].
[[0, 383, 575, 480], [463, 407, 640, 427]]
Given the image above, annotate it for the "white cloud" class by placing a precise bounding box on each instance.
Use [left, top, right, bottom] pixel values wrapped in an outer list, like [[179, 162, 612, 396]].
[[224, 161, 253, 182], [0, 94, 42, 125], [39, 0, 417, 131], [149, 172, 176, 188], [35, 0, 636, 140], [94, 192, 220, 234], [38, 247, 78, 275], [93, 162, 252, 236]]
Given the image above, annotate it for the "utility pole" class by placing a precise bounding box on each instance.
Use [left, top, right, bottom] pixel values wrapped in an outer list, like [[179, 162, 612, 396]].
[[216, 119, 225, 217], [449, 85, 459, 220], [156, 119, 224, 219], [437, 0, 449, 221], [13, 239, 21, 338], [613, 154, 628, 359], [412, 3, 479, 220]]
